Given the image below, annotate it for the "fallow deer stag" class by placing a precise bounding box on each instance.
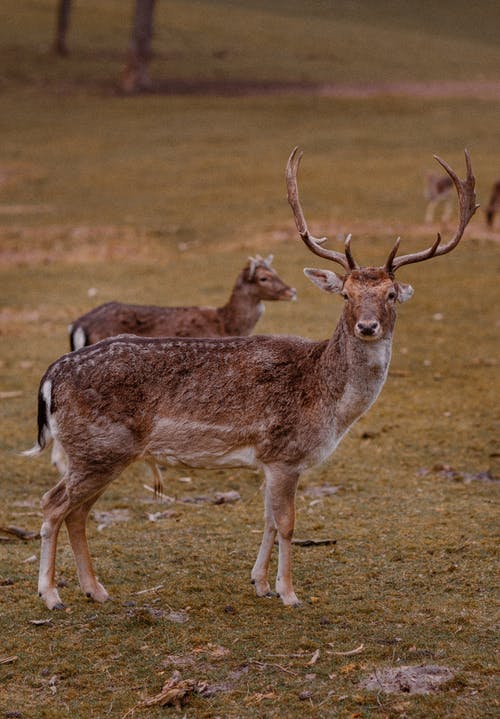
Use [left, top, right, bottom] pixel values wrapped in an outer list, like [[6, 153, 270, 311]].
[[68, 255, 296, 350], [25, 148, 477, 611]]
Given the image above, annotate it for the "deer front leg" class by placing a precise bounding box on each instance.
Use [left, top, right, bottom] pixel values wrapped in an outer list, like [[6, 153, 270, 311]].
[[65, 491, 109, 603], [274, 504, 299, 606], [251, 465, 300, 605], [425, 200, 436, 224]]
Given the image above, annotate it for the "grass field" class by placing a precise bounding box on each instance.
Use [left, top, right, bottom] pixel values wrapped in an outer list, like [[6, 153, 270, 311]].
[[1, 2, 499, 718]]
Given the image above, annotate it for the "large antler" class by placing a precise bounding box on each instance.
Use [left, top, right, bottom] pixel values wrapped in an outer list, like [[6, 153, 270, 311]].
[[286, 147, 358, 272], [386, 150, 479, 274]]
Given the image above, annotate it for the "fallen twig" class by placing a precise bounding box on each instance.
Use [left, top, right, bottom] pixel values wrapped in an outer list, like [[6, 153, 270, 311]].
[[248, 659, 298, 676], [134, 584, 164, 595], [292, 538, 336, 546], [0, 655, 18, 664], [328, 643, 365, 656], [307, 648, 321, 665], [0, 525, 39, 540], [122, 671, 209, 716], [273, 538, 336, 547], [141, 671, 197, 708]]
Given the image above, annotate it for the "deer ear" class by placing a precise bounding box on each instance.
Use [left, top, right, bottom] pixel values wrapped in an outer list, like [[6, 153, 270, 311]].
[[396, 282, 414, 303], [247, 256, 257, 280], [304, 268, 344, 294]]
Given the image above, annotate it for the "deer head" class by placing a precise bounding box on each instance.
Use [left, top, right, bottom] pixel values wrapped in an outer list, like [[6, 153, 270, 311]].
[[244, 254, 297, 301], [286, 147, 478, 342]]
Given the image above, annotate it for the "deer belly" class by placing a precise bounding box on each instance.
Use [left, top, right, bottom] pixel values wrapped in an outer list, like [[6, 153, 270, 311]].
[[144, 417, 257, 469], [306, 430, 343, 468]]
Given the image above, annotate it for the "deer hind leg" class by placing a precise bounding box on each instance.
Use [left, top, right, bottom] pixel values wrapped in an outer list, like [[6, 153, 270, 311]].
[[38, 478, 72, 609], [442, 198, 453, 224], [252, 465, 300, 606], [425, 200, 436, 223], [145, 459, 165, 500], [64, 490, 109, 603], [39, 466, 122, 609], [50, 439, 68, 475]]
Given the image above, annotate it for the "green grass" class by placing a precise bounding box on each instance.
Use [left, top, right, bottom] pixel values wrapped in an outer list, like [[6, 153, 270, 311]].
[[3, 0, 500, 86], [1, 2, 499, 718]]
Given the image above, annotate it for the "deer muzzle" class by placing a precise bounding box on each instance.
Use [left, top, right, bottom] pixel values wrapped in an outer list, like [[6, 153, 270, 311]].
[[355, 319, 382, 341], [282, 287, 297, 301]]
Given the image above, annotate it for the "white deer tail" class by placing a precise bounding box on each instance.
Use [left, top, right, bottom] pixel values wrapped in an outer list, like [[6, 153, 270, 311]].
[[69, 324, 87, 351], [22, 380, 53, 457]]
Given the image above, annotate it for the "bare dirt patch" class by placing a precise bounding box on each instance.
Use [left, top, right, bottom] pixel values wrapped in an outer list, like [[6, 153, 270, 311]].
[[151, 79, 500, 100], [0, 225, 177, 267], [360, 664, 455, 695], [1, 217, 497, 269]]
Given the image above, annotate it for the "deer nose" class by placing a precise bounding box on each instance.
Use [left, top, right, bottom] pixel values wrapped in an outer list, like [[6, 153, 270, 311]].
[[282, 287, 297, 301], [356, 320, 380, 337]]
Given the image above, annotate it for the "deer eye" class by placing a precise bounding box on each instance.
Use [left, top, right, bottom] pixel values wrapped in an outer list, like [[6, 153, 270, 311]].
[[387, 290, 396, 300], [258, 276, 269, 282], [341, 291, 349, 300]]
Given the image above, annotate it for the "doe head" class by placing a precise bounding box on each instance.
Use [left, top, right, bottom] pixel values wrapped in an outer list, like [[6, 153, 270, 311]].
[[246, 254, 297, 302]]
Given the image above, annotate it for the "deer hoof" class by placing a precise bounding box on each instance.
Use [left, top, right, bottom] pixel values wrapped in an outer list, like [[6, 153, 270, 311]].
[[40, 588, 66, 610], [277, 591, 301, 607], [251, 578, 272, 597], [87, 585, 110, 603]]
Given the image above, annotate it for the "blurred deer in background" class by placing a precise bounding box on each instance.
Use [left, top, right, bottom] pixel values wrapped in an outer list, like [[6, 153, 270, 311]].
[[53, 255, 296, 477], [25, 148, 477, 611], [68, 255, 296, 350], [485, 179, 500, 228], [424, 170, 454, 223]]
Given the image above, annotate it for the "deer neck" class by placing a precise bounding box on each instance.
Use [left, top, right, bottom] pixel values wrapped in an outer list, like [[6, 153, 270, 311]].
[[219, 279, 263, 336], [321, 314, 393, 431]]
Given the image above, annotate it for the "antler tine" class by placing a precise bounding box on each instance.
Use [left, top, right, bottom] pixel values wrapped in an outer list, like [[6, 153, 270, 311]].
[[389, 150, 479, 273], [344, 234, 358, 270], [383, 236, 401, 273], [286, 147, 355, 271]]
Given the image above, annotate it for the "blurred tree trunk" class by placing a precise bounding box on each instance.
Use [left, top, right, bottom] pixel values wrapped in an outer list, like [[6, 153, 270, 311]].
[[52, 0, 72, 56], [52, 1, 157, 94], [121, 0, 157, 94]]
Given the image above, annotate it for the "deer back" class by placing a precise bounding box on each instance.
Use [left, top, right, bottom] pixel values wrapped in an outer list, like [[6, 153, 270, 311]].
[[69, 256, 296, 350], [70, 301, 225, 349]]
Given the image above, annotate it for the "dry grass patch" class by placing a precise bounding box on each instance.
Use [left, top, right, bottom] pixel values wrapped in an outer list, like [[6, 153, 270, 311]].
[[1, 6, 499, 713], [1, 232, 498, 717]]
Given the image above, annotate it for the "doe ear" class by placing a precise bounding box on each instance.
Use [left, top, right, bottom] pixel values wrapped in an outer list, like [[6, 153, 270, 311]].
[[247, 256, 258, 280], [396, 281, 414, 303], [304, 268, 344, 294]]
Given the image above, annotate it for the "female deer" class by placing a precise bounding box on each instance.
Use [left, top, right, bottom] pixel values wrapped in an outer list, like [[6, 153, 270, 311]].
[[68, 255, 296, 350]]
